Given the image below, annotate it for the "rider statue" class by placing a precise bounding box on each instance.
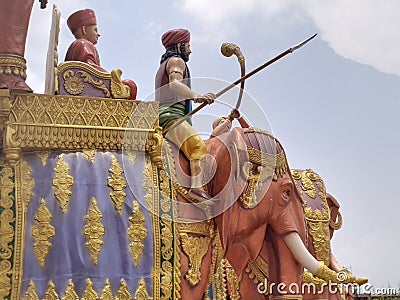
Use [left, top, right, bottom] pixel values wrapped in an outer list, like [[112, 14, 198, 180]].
[[155, 28, 216, 202], [65, 9, 138, 100]]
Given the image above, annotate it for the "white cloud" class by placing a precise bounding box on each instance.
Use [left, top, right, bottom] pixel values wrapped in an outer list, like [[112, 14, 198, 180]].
[[181, 0, 400, 77]]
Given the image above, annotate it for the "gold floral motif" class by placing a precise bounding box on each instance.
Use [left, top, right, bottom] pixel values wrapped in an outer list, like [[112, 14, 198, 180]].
[[32, 199, 55, 267], [53, 155, 74, 213], [82, 149, 97, 163], [116, 279, 132, 300], [245, 256, 269, 295], [291, 169, 317, 199], [160, 261, 173, 300], [23, 280, 40, 300], [0, 163, 15, 300], [101, 279, 113, 300], [128, 201, 147, 266], [3, 93, 158, 156], [82, 278, 98, 300], [44, 280, 59, 300], [21, 158, 34, 211], [180, 233, 210, 286], [108, 156, 126, 215], [63, 69, 110, 97], [135, 279, 150, 300], [36, 151, 50, 166], [62, 279, 79, 300], [63, 71, 84, 95], [0, 261, 12, 299], [217, 258, 242, 300], [83, 197, 105, 265]]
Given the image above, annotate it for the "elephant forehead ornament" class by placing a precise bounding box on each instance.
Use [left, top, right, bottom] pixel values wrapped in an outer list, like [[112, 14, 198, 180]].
[[239, 128, 289, 209]]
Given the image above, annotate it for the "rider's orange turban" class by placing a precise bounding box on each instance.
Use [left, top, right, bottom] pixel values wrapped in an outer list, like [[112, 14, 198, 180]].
[[67, 9, 97, 34], [161, 28, 191, 48]]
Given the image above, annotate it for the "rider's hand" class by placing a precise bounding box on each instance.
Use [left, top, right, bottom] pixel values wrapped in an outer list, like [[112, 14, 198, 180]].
[[228, 108, 240, 120], [194, 93, 216, 104]]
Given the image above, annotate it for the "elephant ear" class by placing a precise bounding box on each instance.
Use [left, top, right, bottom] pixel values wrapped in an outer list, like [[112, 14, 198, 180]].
[[215, 201, 240, 252]]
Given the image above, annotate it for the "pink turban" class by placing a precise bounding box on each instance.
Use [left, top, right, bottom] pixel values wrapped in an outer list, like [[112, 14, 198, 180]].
[[161, 28, 191, 48], [67, 9, 97, 34]]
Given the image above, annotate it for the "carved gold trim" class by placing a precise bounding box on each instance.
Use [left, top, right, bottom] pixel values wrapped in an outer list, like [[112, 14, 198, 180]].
[[82, 278, 98, 299], [0, 54, 27, 79], [108, 156, 126, 215], [36, 151, 50, 166], [82, 149, 97, 163], [177, 221, 213, 237], [83, 197, 105, 265], [62, 279, 79, 300], [101, 279, 113, 299], [117, 279, 133, 300], [58, 62, 112, 79], [330, 209, 343, 230], [32, 199, 55, 267], [180, 233, 210, 286], [63, 70, 110, 97], [217, 258, 242, 300], [110, 69, 130, 99], [44, 280, 59, 299], [21, 158, 34, 211], [245, 256, 269, 295], [135, 279, 150, 300], [53, 155, 74, 213], [23, 280, 40, 300], [128, 201, 147, 266], [246, 146, 288, 181], [2, 93, 158, 158]]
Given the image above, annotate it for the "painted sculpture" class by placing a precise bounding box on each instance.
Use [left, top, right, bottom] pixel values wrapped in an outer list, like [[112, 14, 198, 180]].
[[0, 3, 369, 299]]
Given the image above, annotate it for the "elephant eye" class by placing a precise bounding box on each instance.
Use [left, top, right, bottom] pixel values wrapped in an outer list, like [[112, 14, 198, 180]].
[[284, 189, 290, 197]]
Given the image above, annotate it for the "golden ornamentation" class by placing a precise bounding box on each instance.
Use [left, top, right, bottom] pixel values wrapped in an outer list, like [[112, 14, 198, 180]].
[[217, 258, 242, 300], [246, 145, 288, 180], [177, 221, 214, 237], [63, 71, 85, 95], [117, 279, 133, 300], [83, 197, 105, 265], [82, 149, 97, 163], [0, 90, 12, 149], [108, 156, 126, 215], [36, 151, 50, 166], [62, 279, 79, 300], [53, 155, 74, 213], [135, 279, 150, 300], [0, 54, 27, 79], [180, 233, 210, 286], [128, 201, 147, 266], [21, 158, 34, 211], [302, 270, 326, 286], [145, 125, 164, 168], [23, 280, 40, 300], [101, 279, 113, 300], [82, 278, 98, 299], [0, 261, 12, 299], [32, 199, 56, 267], [44, 280, 59, 299], [63, 69, 110, 97], [110, 69, 130, 99], [245, 256, 269, 295], [330, 209, 343, 230], [291, 169, 319, 199], [3, 93, 158, 155]]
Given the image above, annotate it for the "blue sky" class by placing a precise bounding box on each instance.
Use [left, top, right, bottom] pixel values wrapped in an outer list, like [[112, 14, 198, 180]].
[[26, 0, 400, 289]]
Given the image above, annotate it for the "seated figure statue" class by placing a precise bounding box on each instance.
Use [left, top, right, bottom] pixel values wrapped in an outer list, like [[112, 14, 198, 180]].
[[65, 9, 137, 99]]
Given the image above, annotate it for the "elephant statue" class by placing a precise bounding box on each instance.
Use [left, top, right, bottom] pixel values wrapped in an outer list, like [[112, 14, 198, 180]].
[[167, 126, 367, 300], [291, 168, 363, 300]]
